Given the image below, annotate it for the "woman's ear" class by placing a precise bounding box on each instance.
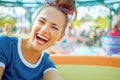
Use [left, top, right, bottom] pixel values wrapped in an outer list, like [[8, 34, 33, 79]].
[[57, 33, 65, 41]]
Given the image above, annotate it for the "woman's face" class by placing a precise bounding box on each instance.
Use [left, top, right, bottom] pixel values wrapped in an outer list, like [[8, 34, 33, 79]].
[[31, 6, 66, 51]]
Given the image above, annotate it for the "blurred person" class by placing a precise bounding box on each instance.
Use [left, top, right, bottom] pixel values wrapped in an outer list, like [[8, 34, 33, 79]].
[[76, 29, 86, 46], [2, 24, 15, 36], [88, 29, 96, 46], [106, 20, 120, 55], [0, 28, 3, 34], [109, 20, 120, 36], [0, 0, 77, 80]]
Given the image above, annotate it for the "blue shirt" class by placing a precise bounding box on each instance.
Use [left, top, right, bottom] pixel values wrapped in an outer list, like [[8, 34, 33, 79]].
[[0, 36, 56, 80]]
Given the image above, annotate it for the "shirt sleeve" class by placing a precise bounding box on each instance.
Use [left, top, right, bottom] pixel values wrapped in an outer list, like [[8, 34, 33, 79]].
[[43, 53, 57, 74], [0, 36, 11, 68], [0, 50, 6, 68]]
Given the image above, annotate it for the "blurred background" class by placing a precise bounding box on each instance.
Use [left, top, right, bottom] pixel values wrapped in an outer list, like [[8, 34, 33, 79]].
[[0, 0, 120, 56]]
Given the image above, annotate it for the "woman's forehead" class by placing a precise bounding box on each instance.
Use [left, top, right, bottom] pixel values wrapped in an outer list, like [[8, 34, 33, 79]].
[[38, 6, 64, 17], [36, 7, 66, 26]]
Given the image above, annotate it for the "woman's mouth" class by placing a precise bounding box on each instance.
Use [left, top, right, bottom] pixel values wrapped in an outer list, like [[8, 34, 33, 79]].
[[36, 34, 49, 45]]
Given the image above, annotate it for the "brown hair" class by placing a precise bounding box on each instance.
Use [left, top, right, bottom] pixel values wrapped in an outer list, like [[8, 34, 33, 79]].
[[33, 0, 77, 33], [114, 20, 120, 30], [55, 0, 76, 10]]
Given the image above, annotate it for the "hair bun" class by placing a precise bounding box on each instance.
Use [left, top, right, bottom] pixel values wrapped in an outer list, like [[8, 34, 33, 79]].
[[54, 0, 76, 10]]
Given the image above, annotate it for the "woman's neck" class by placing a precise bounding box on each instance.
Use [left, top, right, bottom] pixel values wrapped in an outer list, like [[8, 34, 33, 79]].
[[21, 38, 42, 64]]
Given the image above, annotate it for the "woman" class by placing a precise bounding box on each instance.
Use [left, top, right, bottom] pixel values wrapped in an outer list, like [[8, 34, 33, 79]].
[[0, 0, 77, 80]]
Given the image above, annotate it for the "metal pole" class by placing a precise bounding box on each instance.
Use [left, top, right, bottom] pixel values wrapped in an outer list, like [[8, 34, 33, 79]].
[[108, 9, 112, 33]]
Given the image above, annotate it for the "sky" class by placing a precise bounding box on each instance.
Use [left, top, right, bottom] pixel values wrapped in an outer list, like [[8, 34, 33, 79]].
[[77, 5, 110, 19]]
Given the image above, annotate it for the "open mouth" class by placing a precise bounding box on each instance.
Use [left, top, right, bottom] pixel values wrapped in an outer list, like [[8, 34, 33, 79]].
[[36, 33, 49, 45]]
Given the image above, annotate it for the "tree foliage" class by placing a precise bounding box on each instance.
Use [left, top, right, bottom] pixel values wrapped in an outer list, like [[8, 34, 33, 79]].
[[94, 15, 109, 28], [0, 15, 17, 28]]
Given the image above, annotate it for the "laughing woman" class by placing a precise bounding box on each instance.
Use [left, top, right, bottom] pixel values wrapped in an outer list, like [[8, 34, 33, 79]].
[[0, 0, 77, 80]]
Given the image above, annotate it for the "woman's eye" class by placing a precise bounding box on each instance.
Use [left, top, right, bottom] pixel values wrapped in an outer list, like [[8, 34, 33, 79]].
[[52, 26, 58, 30], [39, 20, 45, 24]]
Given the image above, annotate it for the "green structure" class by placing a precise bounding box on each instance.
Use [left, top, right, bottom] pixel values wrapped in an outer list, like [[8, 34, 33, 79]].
[[0, 0, 120, 29]]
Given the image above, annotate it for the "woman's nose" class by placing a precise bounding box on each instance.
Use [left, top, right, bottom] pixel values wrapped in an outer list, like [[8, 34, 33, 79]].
[[40, 25, 49, 33]]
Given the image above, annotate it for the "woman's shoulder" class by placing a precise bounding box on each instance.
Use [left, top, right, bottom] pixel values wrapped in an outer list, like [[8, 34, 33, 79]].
[[0, 35, 17, 39], [0, 36, 19, 47], [43, 51, 50, 58]]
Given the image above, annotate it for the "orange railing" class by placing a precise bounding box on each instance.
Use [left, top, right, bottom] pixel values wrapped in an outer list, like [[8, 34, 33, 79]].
[[50, 55, 120, 67]]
